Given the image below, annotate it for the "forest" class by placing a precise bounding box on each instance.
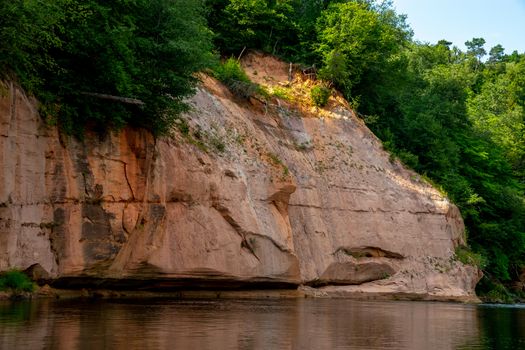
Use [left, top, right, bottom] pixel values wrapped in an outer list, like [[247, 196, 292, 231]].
[[1, 0, 524, 300]]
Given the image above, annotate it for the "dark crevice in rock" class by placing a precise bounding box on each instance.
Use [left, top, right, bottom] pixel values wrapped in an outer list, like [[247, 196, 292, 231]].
[[49, 276, 299, 291], [212, 202, 294, 260], [270, 200, 287, 217], [167, 190, 193, 204], [9, 82, 16, 123], [307, 260, 397, 287], [288, 203, 369, 212], [81, 173, 89, 196], [335, 246, 404, 259], [95, 157, 136, 200], [304, 275, 391, 287], [223, 169, 237, 178], [246, 232, 293, 254], [289, 204, 443, 216], [123, 162, 135, 200], [212, 202, 260, 261], [23, 263, 50, 283]]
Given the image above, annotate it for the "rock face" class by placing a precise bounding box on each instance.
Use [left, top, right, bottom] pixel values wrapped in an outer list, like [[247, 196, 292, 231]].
[[0, 59, 481, 300]]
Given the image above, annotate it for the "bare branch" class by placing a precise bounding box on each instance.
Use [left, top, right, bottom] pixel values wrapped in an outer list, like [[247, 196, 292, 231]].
[[237, 46, 247, 61], [81, 92, 144, 105]]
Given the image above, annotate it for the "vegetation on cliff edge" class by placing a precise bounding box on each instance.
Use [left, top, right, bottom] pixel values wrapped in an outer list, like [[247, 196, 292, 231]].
[[207, 0, 524, 298], [1, 0, 524, 298], [0, 0, 214, 136]]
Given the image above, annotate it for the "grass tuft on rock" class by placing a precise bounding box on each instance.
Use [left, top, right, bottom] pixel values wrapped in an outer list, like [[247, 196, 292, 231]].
[[0, 270, 34, 293]]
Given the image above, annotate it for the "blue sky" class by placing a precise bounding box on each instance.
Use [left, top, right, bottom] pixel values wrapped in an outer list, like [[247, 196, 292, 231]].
[[391, 0, 525, 54]]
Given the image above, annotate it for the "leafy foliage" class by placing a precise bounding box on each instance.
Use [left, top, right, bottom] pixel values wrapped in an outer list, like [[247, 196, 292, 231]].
[[212, 58, 260, 98], [310, 85, 330, 107], [455, 246, 487, 269], [314, 1, 411, 95], [365, 40, 525, 289], [206, 0, 299, 57], [1, 0, 214, 135], [0, 270, 34, 293], [0, 0, 65, 93]]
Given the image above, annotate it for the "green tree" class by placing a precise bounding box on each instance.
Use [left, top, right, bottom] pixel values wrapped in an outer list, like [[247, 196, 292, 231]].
[[465, 37, 487, 60], [0, 0, 66, 93], [206, 0, 299, 57], [314, 1, 410, 96], [488, 44, 505, 63], [465, 37, 486, 71], [468, 59, 525, 183], [367, 41, 525, 286], [1, 0, 214, 135]]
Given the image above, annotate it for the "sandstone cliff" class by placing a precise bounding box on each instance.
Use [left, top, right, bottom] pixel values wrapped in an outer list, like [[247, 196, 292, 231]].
[[0, 53, 481, 301]]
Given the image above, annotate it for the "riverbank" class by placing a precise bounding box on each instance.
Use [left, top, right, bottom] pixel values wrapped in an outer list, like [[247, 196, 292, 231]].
[[0, 284, 483, 303], [0, 286, 301, 301]]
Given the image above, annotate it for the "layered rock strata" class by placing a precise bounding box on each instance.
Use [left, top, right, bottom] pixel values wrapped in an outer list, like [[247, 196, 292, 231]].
[[0, 63, 481, 300]]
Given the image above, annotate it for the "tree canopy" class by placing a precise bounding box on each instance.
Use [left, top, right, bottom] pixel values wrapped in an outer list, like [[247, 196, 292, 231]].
[[0, 0, 214, 135]]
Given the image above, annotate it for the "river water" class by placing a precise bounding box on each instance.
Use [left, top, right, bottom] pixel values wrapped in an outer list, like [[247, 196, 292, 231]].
[[1, 298, 524, 349]]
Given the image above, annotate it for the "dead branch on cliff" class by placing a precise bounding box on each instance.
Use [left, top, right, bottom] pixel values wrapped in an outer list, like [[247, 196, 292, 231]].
[[81, 92, 144, 105]]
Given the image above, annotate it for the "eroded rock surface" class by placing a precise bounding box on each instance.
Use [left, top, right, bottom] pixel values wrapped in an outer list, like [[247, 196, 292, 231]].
[[0, 58, 481, 300]]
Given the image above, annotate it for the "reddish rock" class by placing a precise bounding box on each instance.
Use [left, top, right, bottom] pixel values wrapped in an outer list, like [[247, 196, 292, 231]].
[[0, 73, 481, 300]]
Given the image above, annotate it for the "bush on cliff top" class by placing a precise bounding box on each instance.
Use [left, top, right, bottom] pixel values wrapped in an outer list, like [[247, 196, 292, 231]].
[[212, 57, 268, 99], [310, 85, 330, 107]]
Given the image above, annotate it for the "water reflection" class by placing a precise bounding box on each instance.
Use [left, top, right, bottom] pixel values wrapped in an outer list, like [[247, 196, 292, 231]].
[[1, 298, 524, 349], [472, 304, 525, 349]]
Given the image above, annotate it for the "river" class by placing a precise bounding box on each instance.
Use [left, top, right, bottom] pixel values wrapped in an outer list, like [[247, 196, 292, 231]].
[[1, 298, 524, 349]]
